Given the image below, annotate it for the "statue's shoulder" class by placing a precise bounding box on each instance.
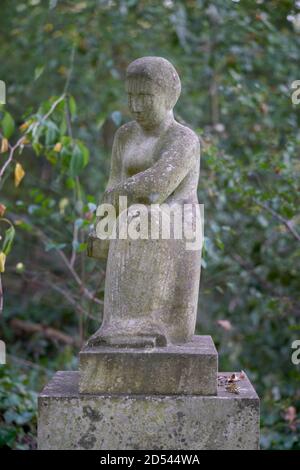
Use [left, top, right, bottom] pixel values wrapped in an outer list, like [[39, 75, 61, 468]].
[[114, 121, 138, 144], [168, 121, 200, 151]]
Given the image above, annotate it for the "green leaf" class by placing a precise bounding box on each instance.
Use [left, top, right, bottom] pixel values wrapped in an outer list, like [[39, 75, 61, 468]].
[[77, 242, 87, 253], [32, 142, 43, 156], [96, 115, 105, 130], [68, 95, 77, 119], [34, 65, 45, 81], [0, 427, 17, 448], [69, 142, 89, 177], [1, 112, 15, 139], [45, 121, 58, 146], [45, 242, 66, 252], [2, 226, 15, 255], [66, 176, 76, 189], [60, 117, 67, 136]]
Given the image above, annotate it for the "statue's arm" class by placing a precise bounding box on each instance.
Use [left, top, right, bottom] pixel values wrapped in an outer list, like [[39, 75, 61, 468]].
[[104, 130, 122, 193], [107, 129, 200, 206]]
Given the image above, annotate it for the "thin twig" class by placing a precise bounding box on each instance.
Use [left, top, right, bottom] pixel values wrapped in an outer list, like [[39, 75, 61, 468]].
[[48, 281, 98, 321], [0, 92, 66, 184], [70, 221, 79, 268], [7, 354, 51, 372], [0, 134, 26, 181], [64, 44, 76, 140], [255, 199, 300, 243], [29, 223, 103, 306], [11, 318, 80, 346], [232, 253, 279, 295], [42, 94, 65, 122], [64, 44, 76, 95]]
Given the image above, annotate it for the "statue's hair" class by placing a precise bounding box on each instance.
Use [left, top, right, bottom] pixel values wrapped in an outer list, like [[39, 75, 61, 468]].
[[126, 56, 181, 109]]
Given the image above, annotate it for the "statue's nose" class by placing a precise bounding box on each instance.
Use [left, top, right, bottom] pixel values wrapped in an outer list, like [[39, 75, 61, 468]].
[[131, 98, 143, 112]]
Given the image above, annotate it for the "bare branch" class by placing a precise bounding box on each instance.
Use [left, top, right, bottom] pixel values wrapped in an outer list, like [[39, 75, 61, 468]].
[[70, 220, 79, 268], [11, 318, 80, 346], [0, 134, 26, 181], [30, 222, 103, 305], [255, 200, 300, 243]]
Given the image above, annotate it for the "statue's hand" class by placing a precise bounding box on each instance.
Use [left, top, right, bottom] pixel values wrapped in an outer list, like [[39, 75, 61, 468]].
[[87, 231, 109, 260]]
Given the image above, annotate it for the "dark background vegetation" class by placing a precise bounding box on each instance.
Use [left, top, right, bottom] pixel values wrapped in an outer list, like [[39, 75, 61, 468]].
[[0, 0, 299, 449]]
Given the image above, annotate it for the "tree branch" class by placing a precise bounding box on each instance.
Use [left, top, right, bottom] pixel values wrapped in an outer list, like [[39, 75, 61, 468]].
[[255, 200, 300, 243], [11, 318, 80, 346]]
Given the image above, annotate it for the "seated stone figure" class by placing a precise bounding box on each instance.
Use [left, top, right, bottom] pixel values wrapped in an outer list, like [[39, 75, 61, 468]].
[[87, 56, 201, 348]]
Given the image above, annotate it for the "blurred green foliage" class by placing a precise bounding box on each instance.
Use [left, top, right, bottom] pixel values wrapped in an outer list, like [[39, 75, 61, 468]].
[[0, 0, 299, 449]]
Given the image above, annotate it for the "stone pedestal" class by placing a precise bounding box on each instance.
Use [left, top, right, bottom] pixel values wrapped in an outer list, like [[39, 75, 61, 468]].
[[79, 335, 218, 395], [38, 335, 260, 450], [38, 370, 259, 450]]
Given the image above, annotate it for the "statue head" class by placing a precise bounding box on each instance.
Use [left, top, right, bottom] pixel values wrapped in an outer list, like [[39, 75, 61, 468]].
[[126, 56, 181, 129]]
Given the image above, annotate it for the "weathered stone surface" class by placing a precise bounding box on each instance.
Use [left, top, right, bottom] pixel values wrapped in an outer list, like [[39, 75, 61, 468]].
[[38, 371, 259, 450], [79, 335, 218, 395], [87, 56, 202, 348]]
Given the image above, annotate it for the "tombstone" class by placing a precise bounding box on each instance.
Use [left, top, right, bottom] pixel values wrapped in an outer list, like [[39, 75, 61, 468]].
[[38, 57, 259, 450]]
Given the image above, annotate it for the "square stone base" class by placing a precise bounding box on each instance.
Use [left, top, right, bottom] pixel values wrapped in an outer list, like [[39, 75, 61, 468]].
[[79, 335, 218, 395], [38, 371, 259, 450]]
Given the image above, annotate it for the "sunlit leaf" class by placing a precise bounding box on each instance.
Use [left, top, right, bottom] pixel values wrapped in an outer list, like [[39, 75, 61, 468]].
[[0, 137, 9, 153], [54, 142, 62, 152], [14, 163, 25, 187], [0, 252, 6, 272]]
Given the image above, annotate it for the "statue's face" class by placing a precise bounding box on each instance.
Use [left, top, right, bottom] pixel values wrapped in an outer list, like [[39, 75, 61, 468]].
[[127, 80, 169, 129]]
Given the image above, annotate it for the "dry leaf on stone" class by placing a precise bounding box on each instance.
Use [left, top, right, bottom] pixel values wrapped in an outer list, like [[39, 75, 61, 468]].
[[227, 373, 240, 383], [217, 375, 227, 386], [226, 382, 240, 395]]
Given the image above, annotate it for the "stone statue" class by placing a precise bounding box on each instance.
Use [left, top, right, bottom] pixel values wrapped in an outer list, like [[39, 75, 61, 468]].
[[38, 57, 260, 452], [87, 56, 201, 348]]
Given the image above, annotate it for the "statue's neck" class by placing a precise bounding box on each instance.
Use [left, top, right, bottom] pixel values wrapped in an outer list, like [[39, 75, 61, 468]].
[[140, 111, 174, 136]]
